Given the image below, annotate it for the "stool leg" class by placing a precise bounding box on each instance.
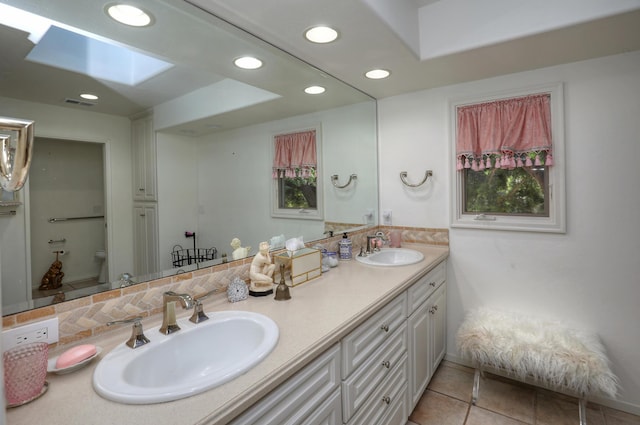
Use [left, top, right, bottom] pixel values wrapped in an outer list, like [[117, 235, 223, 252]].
[[472, 369, 480, 405], [578, 398, 587, 425]]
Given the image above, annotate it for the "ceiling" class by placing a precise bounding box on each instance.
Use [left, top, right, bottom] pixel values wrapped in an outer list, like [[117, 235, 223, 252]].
[[189, 0, 640, 99], [2, 0, 640, 130]]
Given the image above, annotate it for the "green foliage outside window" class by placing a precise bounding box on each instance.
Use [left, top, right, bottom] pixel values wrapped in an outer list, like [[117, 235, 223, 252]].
[[463, 163, 547, 216], [278, 167, 317, 209]]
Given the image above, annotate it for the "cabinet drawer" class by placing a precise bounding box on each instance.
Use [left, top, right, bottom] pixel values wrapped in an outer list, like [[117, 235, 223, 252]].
[[342, 322, 407, 422], [407, 260, 446, 315], [346, 353, 408, 425], [341, 293, 407, 377], [231, 344, 340, 425]]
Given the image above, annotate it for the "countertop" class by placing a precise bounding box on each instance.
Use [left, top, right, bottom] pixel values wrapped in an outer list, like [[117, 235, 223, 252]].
[[6, 244, 448, 425]]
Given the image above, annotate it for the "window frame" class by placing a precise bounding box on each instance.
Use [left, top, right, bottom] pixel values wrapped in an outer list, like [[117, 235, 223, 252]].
[[449, 83, 566, 233], [271, 124, 324, 221]]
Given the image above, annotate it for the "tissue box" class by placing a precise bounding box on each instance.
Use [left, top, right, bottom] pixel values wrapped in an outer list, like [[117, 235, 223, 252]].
[[275, 248, 321, 286]]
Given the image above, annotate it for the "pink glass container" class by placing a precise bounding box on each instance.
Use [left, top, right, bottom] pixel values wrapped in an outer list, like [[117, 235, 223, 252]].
[[3, 342, 48, 406]]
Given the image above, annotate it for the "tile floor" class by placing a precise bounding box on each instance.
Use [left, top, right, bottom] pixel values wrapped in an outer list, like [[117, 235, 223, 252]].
[[408, 361, 640, 425]]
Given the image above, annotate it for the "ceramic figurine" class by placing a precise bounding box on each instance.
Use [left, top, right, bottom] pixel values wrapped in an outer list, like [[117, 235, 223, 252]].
[[230, 238, 251, 260], [249, 241, 276, 296]]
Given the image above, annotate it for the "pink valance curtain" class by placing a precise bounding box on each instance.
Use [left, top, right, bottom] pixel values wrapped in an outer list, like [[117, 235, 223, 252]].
[[456, 94, 553, 171], [272, 130, 317, 178]]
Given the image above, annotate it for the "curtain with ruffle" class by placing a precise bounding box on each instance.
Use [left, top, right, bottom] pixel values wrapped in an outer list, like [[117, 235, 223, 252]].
[[456, 94, 553, 171], [272, 130, 316, 178]]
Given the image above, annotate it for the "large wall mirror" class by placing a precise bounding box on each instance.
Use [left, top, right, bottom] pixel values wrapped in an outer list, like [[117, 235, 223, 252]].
[[0, 0, 377, 315]]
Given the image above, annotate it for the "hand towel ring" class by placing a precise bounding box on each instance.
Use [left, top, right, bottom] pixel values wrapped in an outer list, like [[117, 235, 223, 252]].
[[331, 174, 357, 189], [400, 170, 432, 188]]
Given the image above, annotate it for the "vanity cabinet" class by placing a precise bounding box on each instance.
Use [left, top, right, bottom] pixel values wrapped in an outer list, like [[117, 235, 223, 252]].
[[341, 293, 408, 424], [231, 258, 447, 425], [230, 344, 342, 425], [407, 261, 447, 409], [131, 115, 157, 202]]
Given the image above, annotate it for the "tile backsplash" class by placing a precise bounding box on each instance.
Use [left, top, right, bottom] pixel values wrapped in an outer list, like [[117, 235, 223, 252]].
[[2, 226, 447, 348]]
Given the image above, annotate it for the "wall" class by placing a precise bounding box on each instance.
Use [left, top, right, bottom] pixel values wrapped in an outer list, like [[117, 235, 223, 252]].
[[0, 97, 134, 313], [377, 51, 640, 412]]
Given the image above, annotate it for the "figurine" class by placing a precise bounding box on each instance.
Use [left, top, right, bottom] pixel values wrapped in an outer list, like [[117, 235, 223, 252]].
[[230, 238, 251, 260], [249, 241, 276, 296], [39, 251, 64, 290]]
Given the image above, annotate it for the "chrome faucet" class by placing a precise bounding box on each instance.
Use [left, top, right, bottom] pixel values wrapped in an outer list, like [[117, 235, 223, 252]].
[[160, 291, 194, 335], [107, 316, 150, 349], [366, 235, 377, 254]]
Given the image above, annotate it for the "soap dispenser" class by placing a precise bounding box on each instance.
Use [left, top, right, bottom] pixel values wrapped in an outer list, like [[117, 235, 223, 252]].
[[339, 232, 352, 260]]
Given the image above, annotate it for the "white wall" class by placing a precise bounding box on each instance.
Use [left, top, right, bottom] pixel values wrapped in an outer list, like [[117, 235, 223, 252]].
[[378, 51, 640, 412], [0, 98, 134, 312]]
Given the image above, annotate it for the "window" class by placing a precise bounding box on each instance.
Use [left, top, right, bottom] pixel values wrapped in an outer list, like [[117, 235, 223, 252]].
[[271, 126, 323, 220], [450, 83, 565, 233]]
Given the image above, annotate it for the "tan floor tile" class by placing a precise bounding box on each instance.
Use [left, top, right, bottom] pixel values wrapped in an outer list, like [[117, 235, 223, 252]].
[[465, 406, 528, 425], [603, 407, 640, 425], [427, 363, 475, 402], [409, 390, 468, 425], [536, 392, 604, 425], [474, 375, 535, 424]]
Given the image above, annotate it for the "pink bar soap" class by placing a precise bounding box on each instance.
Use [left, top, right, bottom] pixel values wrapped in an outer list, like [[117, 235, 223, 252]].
[[55, 344, 97, 369]]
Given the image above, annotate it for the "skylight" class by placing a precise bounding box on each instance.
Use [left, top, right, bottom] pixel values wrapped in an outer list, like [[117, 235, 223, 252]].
[[26, 26, 173, 86]]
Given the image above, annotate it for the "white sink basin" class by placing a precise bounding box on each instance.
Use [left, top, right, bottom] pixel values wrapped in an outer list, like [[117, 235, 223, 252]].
[[93, 311, 278, 404], [355, 248, 424, 266]]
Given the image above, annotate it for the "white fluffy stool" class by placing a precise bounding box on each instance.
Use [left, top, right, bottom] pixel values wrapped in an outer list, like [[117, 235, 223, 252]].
[[457, 308, 618, 425]]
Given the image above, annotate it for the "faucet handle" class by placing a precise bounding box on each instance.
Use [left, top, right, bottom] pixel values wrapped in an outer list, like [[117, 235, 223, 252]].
[[189, 299, 209, 324], [107, 317, 150, 349]]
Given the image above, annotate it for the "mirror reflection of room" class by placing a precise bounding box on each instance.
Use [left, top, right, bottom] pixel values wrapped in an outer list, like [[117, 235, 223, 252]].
[[0, 0, 378, 316]]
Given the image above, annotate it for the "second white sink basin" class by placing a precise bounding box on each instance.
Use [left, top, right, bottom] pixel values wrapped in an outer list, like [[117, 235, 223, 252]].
[[93, 311, 278, 404], [355, 248, 424, 266]]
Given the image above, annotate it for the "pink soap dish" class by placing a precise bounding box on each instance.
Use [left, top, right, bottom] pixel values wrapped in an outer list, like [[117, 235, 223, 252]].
[[47, 346, 102, 375]]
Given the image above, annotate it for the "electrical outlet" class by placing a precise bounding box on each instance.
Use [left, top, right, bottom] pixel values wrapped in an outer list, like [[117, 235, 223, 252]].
[[2, 318, 59, 351], [383, 210, 392, 225], [365, 209, 374, 224]]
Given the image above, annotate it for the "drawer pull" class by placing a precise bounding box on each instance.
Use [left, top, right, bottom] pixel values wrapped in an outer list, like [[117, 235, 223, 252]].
[[382, 396, 391, 405], [380, 324, 389, 332], [381, 360, 390, 369], [429, 281, 436, 287], [429, 306, 438, 314]]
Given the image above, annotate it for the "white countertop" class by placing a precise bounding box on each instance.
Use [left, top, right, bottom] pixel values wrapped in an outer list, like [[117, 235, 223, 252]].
[[6, 244, 448, 425]]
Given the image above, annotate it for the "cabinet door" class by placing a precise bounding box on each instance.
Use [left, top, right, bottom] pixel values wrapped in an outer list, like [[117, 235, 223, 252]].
[[429, 284, 447, 376], [231, 344, 341, 425], [408, 301, 430, 409], [131, 116, 157, 202], [133, 203, 159, 276]]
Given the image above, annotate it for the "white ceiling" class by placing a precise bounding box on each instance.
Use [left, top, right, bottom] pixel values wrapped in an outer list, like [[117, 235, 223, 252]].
[[190, 0, 640, 99], [2, 0, 640, 133]]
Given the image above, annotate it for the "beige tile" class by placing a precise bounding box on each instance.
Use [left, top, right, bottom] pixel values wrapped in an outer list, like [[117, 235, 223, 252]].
[[466, 406, 528, 425], [536, 392, 604, 425], [427, 363, 475, 402], [603, 407, 640, 425], [409, 390, 468, 425], [474, 375, 535, 424]]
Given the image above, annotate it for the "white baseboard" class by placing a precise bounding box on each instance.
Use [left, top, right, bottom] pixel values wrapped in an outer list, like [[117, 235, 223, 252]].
[[443, 353, 640, 417]]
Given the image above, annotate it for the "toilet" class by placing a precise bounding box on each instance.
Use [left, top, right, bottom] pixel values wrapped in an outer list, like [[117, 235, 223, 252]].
[[95, 250, 107, 283]]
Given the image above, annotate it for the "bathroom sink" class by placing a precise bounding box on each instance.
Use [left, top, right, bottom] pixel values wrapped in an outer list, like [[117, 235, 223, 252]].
[[355, 248, 424, 266], [93, 311, 278, 404]]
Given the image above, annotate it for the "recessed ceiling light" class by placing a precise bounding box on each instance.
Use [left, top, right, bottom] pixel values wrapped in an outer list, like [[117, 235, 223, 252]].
[[80, 93, 99, 100], [304, 26, 339, 43], [106, 4, 153, 27], [365, 69, 391, 79], [234, 56, 263, 70], [304, 86, 326, 95]]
